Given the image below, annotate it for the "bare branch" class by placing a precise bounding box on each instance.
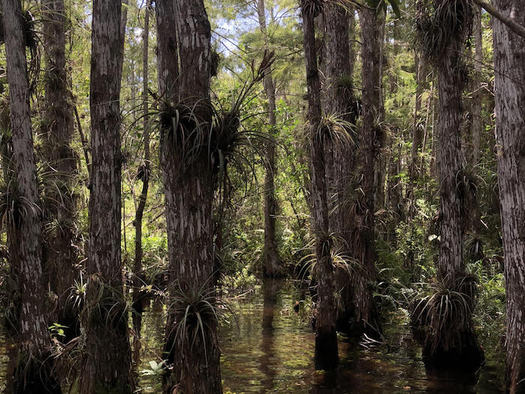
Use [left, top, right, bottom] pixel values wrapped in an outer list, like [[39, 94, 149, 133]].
[[472, 0, 525, 39]]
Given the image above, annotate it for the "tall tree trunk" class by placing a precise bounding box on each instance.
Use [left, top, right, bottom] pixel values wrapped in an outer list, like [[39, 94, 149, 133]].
[[385, 22, 403, 241], [41, 0, 80, 343], [418, 0, 483, 371], [132, 0, 151, 354], [256, 0, 282, 278], [300, 0, 338, 370], [80, 1, 133, 392], [322, 1, 359, 334], [348, 5, 384, 335], [466, 5, 484, 263], [373, 15, 386, 215], [156, 0, 222, 392], [471, 5, 483, 166], [493, 1, 525, 391], [435, 37, 466, 298], [1, 0, 61, 391], [407, 53, 427, 215]]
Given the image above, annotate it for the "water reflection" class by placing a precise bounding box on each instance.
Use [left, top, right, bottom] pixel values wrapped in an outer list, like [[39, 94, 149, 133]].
[[219, 281, 504, 393], [0, 281, 505, 393], [259, 279, 281, 391]]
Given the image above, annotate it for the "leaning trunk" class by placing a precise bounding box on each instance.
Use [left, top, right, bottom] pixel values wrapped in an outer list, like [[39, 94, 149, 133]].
[[493, 1, 525, 391], [1, 0, 61, 391], [80, 1, 133, 392]]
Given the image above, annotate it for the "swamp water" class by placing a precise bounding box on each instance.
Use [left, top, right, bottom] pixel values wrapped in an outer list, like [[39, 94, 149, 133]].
[[139, 280, 505, 393], [0, 280, 506, 392]]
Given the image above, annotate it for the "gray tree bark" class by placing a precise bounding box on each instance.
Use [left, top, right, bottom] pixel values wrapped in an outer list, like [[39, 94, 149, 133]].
[[156, 0, 222, 391], [347, 5, 384, 334], [493, 1, 525, 391], [419, 0, 483, 370], [322, 1, 359, 334], [1, 0, 61, 391], [80, 0, 133, 392], [41, 0, 80, 343], [300, 0, 338, 370]]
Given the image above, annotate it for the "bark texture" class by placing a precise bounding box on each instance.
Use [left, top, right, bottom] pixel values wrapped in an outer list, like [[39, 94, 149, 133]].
[[471, 5, 483, 166], [156, 0, 222, 392], [418, 0, 483, 371], [41, 0, 80, 342], [322, 2, 359, 333], [348, 6, 384, 334], [300, 1, 338, 370], [435, 45, 465, 285], [2, 0, 60, 391], [257, 0, 282, 278], [493, 1, 525, 391], [80, 1, 133, 392]]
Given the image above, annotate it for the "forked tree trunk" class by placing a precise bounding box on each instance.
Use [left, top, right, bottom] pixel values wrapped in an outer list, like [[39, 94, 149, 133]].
[[300, 0, 338, 370], [492, 1, 525, 391], [257, 0, 282, 278], [80, 1, 133, 392], [1, 0, 61, 391], [156, 0, 222, 392], [41, 0, 80, 343]]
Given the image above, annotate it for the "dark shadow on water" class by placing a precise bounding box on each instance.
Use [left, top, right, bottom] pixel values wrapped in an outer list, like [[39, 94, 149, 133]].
[[259, 279, 282, 391]]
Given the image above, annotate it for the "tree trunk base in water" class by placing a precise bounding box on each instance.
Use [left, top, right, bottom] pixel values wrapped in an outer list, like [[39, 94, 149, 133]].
[[314, 328, 339, 370], [422, 332, 484, 373], [335, 303, 382, 341]]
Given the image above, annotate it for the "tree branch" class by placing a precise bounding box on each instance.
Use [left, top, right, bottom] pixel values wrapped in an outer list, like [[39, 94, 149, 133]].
[[472, 0, 525, 39]]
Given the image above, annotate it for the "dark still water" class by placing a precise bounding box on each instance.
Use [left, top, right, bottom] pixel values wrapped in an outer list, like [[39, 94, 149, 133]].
[[139, 280, 505, 393], [0, 280, 505, 392]]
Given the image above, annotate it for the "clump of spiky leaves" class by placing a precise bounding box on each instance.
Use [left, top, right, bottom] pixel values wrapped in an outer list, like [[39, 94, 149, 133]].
[[0, 177, 42, 232], [298, 234, 360, 280], [300, 0, 324, 17], [166, 277, 228, 366], [410, 273, 479, 353], [81, 274, 130, 330], [416, 0, 473, 62], [210, 50, 276, 207], [318, 112, 356, 146], [157, 50, 275, 179]]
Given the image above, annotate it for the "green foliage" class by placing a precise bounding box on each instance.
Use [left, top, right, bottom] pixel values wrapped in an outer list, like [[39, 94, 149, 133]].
[[49, 323, 68, 339], [140, 360, 167, 377]]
